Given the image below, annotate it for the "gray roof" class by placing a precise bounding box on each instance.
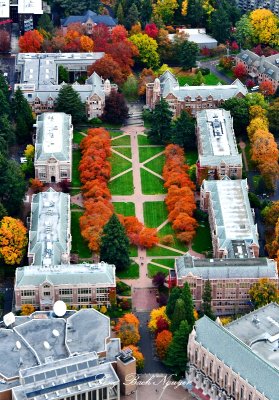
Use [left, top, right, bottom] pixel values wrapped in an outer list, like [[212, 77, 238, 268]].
[[28, 189, 71, 267], [34, 112, 72, 162], [196, 109, 242, 168], [238, 49, 279, 82], [175, 253, 278, 279], [158, 70, 248, 100], [13, 352, 119, 400], [195, 313, 279, 400], [202, 179, 258, 258], [61, 10, 117, 27], [15, 262, 116, 288]]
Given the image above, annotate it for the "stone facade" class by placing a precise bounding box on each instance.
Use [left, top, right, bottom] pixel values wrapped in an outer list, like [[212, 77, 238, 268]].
[[235, 0, 279, 17], [146, 71, 248, 117]]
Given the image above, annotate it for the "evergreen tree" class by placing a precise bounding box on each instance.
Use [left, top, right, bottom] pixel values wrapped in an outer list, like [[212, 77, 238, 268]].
[[210, 7, 231, 44], [164, 320, 189, 376], [171, 110, 195, 149], [102, 90, 128, 125], [181, 282, 195, 328], [0, 72, 9, 100], [58, 66, 70, 84], [201, 280, 215, 320], [0, 90, 10, 117], [148, 98, 172, 144], [125, 4, 139, 30], [0, 203, 7, 221], [140, 0, 152, 25], [0, 114, 15, 155], [116, 3, 125, 25], [171, 298, 187, 332], [222, 97, 249, 136], [55, 0, 100, 15], [38, 14, 54, 34], [185, 0, 205, 27], [55, 85, 85, 124], [100, 214, 130, 271], [166, 286, 182, 319], [193, 71, 205, 86], [12, 88, 34, 144], [178, 40, 199, 71]]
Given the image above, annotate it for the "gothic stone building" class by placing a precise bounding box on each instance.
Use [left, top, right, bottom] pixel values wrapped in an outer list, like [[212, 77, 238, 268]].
[[146, 70, 248, 117]]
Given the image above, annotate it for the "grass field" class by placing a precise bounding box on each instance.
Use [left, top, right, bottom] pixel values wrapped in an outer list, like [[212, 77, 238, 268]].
[[72, 150, 81, 187], [177, 72, 224, 86], [113, 147, 132, 159], [112, 135, 131, 146], [138, 135, 150, 145], [151, 259, 175, 268], [185, 150, 198, 165], [113, 202, 135, 216], [109, 171, 134, 195], [158, 222, 188, 253], [143, 201, 168, 228], [144, 154, 165, 175], [109, 130, 123, 138], [117, 261, 139, 279], [110, 153, 132, 177], [139, 147, 164, 163], [191, 221, 212, 254], [141, 169, 166, 194], [73, 131, 86, 144], [71, 211, 92, 258], [147, 264, 169, 278], [129, 246, 138, 257], [147, 245, 183, 257]]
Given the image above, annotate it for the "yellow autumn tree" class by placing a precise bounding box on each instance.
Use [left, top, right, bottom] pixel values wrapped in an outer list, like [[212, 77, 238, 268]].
[[153, 0, 179, 25], [251, 129, 279, 165], [249, 105, 267, 120], [148, 306, 170, 332], [250, 9, 279, 46], [21, 304, 35, 316], [0, 217, 28, 265], [259, 161, 279, 192], [123, 345, 144, 370], [249, 278, 279, 308], [247, 116, 269, 140], [181, 0, 188, 16]]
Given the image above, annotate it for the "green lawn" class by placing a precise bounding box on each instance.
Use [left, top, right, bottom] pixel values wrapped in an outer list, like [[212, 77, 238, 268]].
[[191, 221, 212, 254], [109, 171, 134, 195], [151, 258, 175, 268], [73, 131, 86, 144], [158, 222, 188, 253], [147, 245, 183, 257], [148, 264, 169, 278], [113, 202, 135, 216], [71, 211, 92, 258], [116, 281, 131, 296], [177, 72, 224, 86], [72, 150, 81, 187], [109, 130, 123, 138], [110, 153, 132, 177], [70, 189, 81, 195], [143, 201, 168, 228], [112, 135, 131, 146], [139, 147, 164, 163], [117, 261, 139, 279], [185, 150, 198, 165], [114, 147, 132, 159], [253, 175, 261, 190], [141, 169, 166, 194], [144, 154, 165, 175], [129, 245, 138, 257], [138, 135, 150, 145]]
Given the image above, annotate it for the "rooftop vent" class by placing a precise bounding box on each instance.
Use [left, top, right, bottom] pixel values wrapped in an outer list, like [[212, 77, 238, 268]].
[[16, 341, 22, 350], [44, 341, 51, 350], [52, 329, 60, 338], [53, 300, 67, 317], [3, 312, 15, 327]]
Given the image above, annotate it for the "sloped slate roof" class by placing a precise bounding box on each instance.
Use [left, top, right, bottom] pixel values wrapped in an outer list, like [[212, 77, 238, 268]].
[[195, 316, 279, 400], [61, 10, 116, 27]]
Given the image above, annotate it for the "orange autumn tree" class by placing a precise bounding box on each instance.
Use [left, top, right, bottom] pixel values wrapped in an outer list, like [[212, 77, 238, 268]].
[[259, 80, 275, 97], [122, 216, 158, 248], [0, 217, 28, 265], [19, 30, 44, 52], [155, 330, 173, 360], [122, 345, 144, 370], [115, 313, 140, 346], [21, 304, 35, 316], [163, 144, 197, 243]]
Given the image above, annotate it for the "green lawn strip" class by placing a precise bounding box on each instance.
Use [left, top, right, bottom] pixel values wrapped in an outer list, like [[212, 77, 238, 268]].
[[147, 245, 183, 257], [109, 170, 134, 195], [177, 72, 223, 86], [110, 153, 132, 177], [70, 203, 84, 210], [253, 175, 261, 190], [71, 211, 92, 258], [70, 189, 81, 196], [216, 66, 234, 80], [139, 146, 164, 163], [191, 221, 213, 254], [144, 154, 165, 175], [112, 135, 131, 146], [141, 169, 166, 194], [129, 246, 138, 257], [147, 263, 169, 278], [138, 134, 150, 145], [113, 202, 135, 216], [158, 222, 188, 253], [72, 149, 81, 187], [117, 261, 139, 279], [143, 201, 168, 228], [244, 143, 256, 170], [73, 131, 86, 144], [109, 130, 123, 138], [151, 258, 175, 268], [185, 150, 198, 165], [116, 281, 131, 296], [113, 147, 132, 159]]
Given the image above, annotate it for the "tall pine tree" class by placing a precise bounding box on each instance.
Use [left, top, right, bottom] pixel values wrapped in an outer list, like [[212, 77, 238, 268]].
[[171, 298, 187, 332], [201, 280, 215, 320], [12, 88, 34, 144], [55, 85, 85, 124], [148, 98, 172, 144], [164, 320, 189, 376], [181, 282, 195, 329], [171, 110, 195, 149], [166, 286, 182, 319], [100, 214, 130, 271]]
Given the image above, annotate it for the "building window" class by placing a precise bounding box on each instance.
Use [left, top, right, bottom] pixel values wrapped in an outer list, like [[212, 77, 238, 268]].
[[22, 298, 36, 305], [59, 297, 72, 304], [232, 380, 236, 395], [96, 288, 109, 294], [59, 289, 72, 295], [78, 296, 90, 303], [21, 290, 35, 297], [78, 288, 91, 295], [60, 169, 68, 178], [209, 361, 213, 375], [43, 291, 51, 296]]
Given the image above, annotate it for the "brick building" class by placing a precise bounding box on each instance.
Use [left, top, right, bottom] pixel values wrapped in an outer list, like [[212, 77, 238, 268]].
[[196, 109, 242, 184], [146, 70, 248, 117], [200, 178, 259, 259]]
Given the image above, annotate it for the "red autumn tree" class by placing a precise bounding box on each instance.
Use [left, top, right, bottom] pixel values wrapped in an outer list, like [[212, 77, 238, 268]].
[[87, 54, 125, 85], [232, 62, 247, 79], [19, 30, 44, 52], [259, 80, 275, 97], [0, 30, 10, 52], [144, 23, 159, 39], [111, 25, 128, 42], [155, 330, 173, 360], [155, 316, 170, 334]]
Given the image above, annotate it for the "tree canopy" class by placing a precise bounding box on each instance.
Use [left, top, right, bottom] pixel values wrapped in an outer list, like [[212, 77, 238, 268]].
[[55, 84, 85, 123], [0, 217, 28, 265]]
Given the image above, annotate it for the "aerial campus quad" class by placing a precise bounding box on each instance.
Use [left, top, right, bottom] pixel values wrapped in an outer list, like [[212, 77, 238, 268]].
[[0, 1, 279, 400]]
